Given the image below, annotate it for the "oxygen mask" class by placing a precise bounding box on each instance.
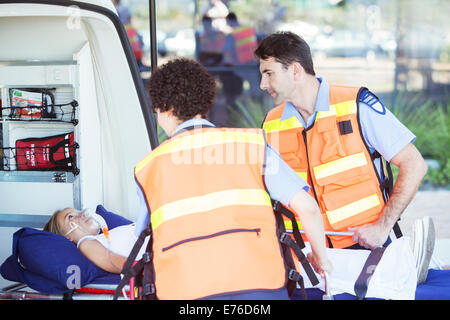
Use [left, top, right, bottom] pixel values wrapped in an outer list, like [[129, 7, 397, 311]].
[[82, 208, 110, 241], [64, 209, 109, 241]]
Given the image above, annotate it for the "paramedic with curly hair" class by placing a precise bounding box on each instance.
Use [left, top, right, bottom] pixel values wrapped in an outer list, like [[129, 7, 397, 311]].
[[132, 58, 332, 300]]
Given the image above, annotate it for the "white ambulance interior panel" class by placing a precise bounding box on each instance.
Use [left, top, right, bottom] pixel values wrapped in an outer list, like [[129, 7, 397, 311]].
[[0, 0, 155, 235]]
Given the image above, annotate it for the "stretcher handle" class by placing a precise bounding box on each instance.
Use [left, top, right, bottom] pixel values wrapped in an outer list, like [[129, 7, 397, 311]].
[[323, 271, 334, 300], [299, 230, 354, 237]]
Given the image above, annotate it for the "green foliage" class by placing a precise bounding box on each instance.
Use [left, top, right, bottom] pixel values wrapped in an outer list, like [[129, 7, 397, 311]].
[[391, 92, 450, 187], [424, 159, 450, 188], [226, 98, 272, 128], [157, 124, 169, 144]]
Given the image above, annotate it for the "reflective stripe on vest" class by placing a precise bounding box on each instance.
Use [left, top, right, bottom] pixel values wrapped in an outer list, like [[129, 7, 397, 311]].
[[231, 26, 257, 64], [263, 100, 357, 134], [326, 194, 380, 228], [151, 188, 271, 231], [136, 130, 266, 172], [313, 152, 367, 183], [135, 127, 288, 299], [316, 100, 357, 119], [263, 85, 385, 248], [296, 171, 308, 182], [284, 219, 303, 232], [263, 115, 304, 134]]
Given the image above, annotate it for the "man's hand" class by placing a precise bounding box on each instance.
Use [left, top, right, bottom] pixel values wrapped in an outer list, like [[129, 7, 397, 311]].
[[349, 221, 390, 249]]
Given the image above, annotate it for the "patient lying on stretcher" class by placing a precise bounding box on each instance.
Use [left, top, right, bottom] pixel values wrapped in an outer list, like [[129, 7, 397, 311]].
[[44, 208, 149, 274], [43, 207, 435, 300]]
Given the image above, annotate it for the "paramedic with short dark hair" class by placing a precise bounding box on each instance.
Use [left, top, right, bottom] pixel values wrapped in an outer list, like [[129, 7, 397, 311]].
[[254, 31, 427, 250], [133, 58, 332, 300]]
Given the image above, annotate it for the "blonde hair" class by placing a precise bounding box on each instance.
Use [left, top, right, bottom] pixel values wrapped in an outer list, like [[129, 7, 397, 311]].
[[44, 208, 71, 235]]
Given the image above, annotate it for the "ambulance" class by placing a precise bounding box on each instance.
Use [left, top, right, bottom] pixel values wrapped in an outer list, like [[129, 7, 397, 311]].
[[0, 0, 158, 291]]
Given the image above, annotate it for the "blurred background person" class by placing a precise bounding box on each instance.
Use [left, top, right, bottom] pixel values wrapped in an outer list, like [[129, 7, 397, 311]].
[[113, 0, 149, 72], [223, 12, 258, 66], [197, 15, 226, 66], [201, 0, 229, 33]]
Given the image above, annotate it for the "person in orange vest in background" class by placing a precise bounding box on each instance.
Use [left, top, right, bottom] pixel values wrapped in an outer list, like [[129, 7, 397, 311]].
[[197, 15, 226, 66], [113, 0, 147, 71], [223, 12, 258, 66], [130, 58, 332, 300], [124, 24, 143, 62], [224, 12, 258, 65], [219, 12, 260, 119], [255, 31, 429, 251]]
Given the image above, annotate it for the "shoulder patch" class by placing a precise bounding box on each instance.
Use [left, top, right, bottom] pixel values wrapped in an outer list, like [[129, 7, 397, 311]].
[[359, 90, 386, 115]]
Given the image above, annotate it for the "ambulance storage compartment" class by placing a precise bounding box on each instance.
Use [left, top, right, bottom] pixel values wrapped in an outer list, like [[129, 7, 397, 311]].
[[0, 0, 156, 229], [0, 62, 81, 222], [2, 86, 79, 174]]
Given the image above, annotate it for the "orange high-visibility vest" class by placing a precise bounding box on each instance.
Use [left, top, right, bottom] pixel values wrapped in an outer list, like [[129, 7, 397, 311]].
[[231, 25, 257, 64], [135, 127, 293, 300], [263, 85, 385, 249], [125, 24, 142, 61]]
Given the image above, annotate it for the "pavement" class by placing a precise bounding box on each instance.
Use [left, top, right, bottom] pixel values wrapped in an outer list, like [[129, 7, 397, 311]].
[[399, 190, 450, 239], [398, 190, 450, 269]]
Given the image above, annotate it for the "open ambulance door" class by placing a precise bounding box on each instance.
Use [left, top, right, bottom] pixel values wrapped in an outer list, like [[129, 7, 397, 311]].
[[0, 0, 159, 229]]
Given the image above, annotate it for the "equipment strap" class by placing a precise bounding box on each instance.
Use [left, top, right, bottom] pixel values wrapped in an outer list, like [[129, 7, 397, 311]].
[[140, 235, 156, 300], [384, 161, 394, 198], [48, 136, 75, 166], [383, 161, 403, 238], [272, 200, 319, 284], [271, 199, 319, 299], [354, 246, 386, 300], [272, 200, 319, 286], [272, 200, 305, 249], [113, 260, 144, 300], [113, 227, 152, 300], [280, 232, 319, 286], [371, 151, 403, 239]]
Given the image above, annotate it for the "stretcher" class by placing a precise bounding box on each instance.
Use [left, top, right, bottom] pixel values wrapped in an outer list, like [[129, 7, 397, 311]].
[[2, 205, 450, 300], [0, 205, 136, 300], [2, 269, 449, 300], [292, 269, 450, 300], [294, 228, 450, 300], [0, 282, 129, 300]]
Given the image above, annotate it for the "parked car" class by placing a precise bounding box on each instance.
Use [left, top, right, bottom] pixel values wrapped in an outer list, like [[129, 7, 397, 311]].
[[163, 28, 196, 57], [140, 29, 168, 57], [310, 30, 378, 59]]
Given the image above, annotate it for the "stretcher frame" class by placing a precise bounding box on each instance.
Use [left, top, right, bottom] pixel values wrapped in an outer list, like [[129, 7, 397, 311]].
[[0, 282, 129, 300]]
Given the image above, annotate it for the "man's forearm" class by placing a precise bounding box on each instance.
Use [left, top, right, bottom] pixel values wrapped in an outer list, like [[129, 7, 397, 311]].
[[352, 143, 427, 248], [380, 143, 427, 230], [289, 190, 327, 260]]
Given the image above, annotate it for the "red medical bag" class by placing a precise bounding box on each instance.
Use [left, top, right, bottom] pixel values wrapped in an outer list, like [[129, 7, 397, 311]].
[[15, 132, 78, 172]]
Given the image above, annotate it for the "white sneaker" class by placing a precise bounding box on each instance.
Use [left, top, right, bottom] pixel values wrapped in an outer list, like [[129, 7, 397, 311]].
[[412, 216, 436, 285]]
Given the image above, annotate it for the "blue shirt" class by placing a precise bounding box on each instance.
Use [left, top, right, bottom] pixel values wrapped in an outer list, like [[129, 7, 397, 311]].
[[134, 118, 309, 236], [280, 77, 416, 174]]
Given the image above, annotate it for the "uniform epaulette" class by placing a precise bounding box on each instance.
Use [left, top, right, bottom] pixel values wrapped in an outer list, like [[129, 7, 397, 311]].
[[359, 89, 386, 114]]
